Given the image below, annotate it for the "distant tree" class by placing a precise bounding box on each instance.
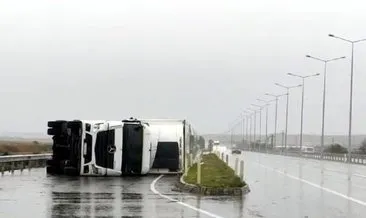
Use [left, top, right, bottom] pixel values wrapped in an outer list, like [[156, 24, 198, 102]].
[[197, 136, 205, 149], [208, 139, 213, 151], [324, 144, 348, 154], [259, 143, 266, 151], [359, 139, 366, 154], [32, 140, 39, 145]]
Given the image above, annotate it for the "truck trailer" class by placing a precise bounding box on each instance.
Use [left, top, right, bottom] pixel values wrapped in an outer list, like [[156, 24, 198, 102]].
[[141, 119, 200, 174], [46, 118, 201, 176]]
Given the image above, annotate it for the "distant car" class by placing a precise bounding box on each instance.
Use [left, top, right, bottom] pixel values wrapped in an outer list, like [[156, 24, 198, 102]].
[[301, 146, 315, 153], [232, 149, 242, 154]]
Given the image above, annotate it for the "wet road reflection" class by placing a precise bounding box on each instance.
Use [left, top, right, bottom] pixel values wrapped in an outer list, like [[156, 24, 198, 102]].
[[232, 151, 366, 218], [2, 151, 366, 218], [0, 170, 217, 218], [46, 175, 149, 217]]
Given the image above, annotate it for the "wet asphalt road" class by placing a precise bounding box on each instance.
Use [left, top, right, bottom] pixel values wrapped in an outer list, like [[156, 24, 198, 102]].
[[0, 170, 207, 218], [1, 151, 366, 217], [222, 150, 366, 218], [0, 168, 248, 218]]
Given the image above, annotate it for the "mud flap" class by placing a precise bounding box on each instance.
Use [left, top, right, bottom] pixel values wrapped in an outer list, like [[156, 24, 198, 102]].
[[152, 142, 179, 171]]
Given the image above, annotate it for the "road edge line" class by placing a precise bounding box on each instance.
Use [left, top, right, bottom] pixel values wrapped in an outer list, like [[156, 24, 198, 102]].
[[150, 175, 224, 218], [256, 162, 366, 207]]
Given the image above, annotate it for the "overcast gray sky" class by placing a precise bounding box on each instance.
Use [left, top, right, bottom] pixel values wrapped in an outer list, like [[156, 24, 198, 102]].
[[0, 0, 366, 136]]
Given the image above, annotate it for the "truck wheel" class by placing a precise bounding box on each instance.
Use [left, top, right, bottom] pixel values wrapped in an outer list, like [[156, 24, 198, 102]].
[[64, 167, 78, 176], [46, 166, 62, 174], [47, 120, 67, 128], [46, 159, 56, 166], [67, 121, 81, 129], [47, 128, 62, 136]]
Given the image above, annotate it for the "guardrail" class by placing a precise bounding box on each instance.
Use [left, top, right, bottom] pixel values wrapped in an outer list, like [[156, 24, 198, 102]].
[[242, 148, 366, 165], [0, 153, 52, 175]]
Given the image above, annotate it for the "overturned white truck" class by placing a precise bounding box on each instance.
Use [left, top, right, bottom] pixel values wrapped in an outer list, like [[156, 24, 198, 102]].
[[46, 118, 200, 176]]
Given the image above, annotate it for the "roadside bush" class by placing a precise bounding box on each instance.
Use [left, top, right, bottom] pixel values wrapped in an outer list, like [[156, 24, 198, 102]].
[[324, 144, 348, 154], [359, 139, 366, 154]]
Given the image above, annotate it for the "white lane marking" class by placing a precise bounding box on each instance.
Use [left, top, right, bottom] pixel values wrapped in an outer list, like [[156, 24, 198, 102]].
[[353, 184, 366, 190], [248, 151, 366, 179], [150, 175, 224, 218], [256, 163, 366, 207], [354, 174, 366, 179]]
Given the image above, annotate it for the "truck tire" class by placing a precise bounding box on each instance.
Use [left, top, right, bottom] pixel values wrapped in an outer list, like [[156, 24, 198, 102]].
[[64, 167, 78, 176], [46, 166, 63, 174], [47, 128, 62, 136], [47, 120, 67, 128], [46, 159, 56, 166]]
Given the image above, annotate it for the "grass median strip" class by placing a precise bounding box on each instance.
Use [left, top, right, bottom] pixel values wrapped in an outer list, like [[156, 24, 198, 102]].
[[184, 153, 245, 188]]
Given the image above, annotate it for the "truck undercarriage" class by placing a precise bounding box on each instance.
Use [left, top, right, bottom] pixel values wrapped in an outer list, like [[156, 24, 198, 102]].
[[46, 120, 83, 176]]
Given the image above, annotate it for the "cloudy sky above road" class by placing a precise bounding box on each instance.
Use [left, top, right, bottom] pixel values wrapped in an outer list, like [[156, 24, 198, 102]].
[[0, 0, 366, 136]]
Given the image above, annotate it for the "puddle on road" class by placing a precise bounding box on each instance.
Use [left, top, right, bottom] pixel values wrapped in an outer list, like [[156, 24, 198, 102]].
[[122, 193, 143, 200], [50, 191, 146, 216], [247, 208, 265, 217]]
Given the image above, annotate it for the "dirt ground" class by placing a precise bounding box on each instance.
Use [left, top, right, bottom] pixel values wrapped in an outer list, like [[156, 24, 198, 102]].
[[0, 140, 52, 155]]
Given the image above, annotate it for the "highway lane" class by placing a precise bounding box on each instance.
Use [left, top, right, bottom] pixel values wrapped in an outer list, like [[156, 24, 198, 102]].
[[2, 151, 366, 218], [0, 169, 213, 218], [221, 150, 366, 218], [0, 169, 260, 218], [0, 168, 257, 218]]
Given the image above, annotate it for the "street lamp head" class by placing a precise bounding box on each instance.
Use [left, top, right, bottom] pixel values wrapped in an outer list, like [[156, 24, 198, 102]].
[[288, 73, 293, 76], [328, 34, 335, 37], [264, 93, 272, 96], [305, 55, 311, 58], [274, 83, 281, 86], [315, 73, 320, 76]]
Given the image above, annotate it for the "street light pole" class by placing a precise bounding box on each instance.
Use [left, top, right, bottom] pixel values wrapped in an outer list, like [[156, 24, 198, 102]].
[[230, 127, 233, 147], [328, 34, 366, 164], [242, 116, 245, 146], [248, 109, 257, 149], [258, 98, 276, 150], [253, 110, 257, 145], [252, 104, 265, 145], [288, 73, 320, 154], [285, 92, 289, 152], [229, 116, 241, 148], [274, 83, 302, 154], [306, 55, 345, 158], [265, 93, 286, 148], [249, 114, 252, 148], [242, 111, 250, 148], [248, 112, 254, 149], [246, 115, 249, 147]]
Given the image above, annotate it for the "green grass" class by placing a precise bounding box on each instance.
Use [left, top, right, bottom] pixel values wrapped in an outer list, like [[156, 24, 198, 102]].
[[184, 153, 245, 188]]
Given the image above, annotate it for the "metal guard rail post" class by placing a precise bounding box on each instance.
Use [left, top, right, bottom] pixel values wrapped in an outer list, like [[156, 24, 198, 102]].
[[243, 148, 366, 165], [0, 153, 52, 174]]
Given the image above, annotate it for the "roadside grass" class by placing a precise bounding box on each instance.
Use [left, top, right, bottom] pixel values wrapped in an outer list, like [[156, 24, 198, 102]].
[[184, 153, 245, 188], [0, 141, 52, 155]]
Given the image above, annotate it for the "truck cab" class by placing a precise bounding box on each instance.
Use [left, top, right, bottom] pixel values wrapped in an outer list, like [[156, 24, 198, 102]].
[[46, 118, 156, 176]]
